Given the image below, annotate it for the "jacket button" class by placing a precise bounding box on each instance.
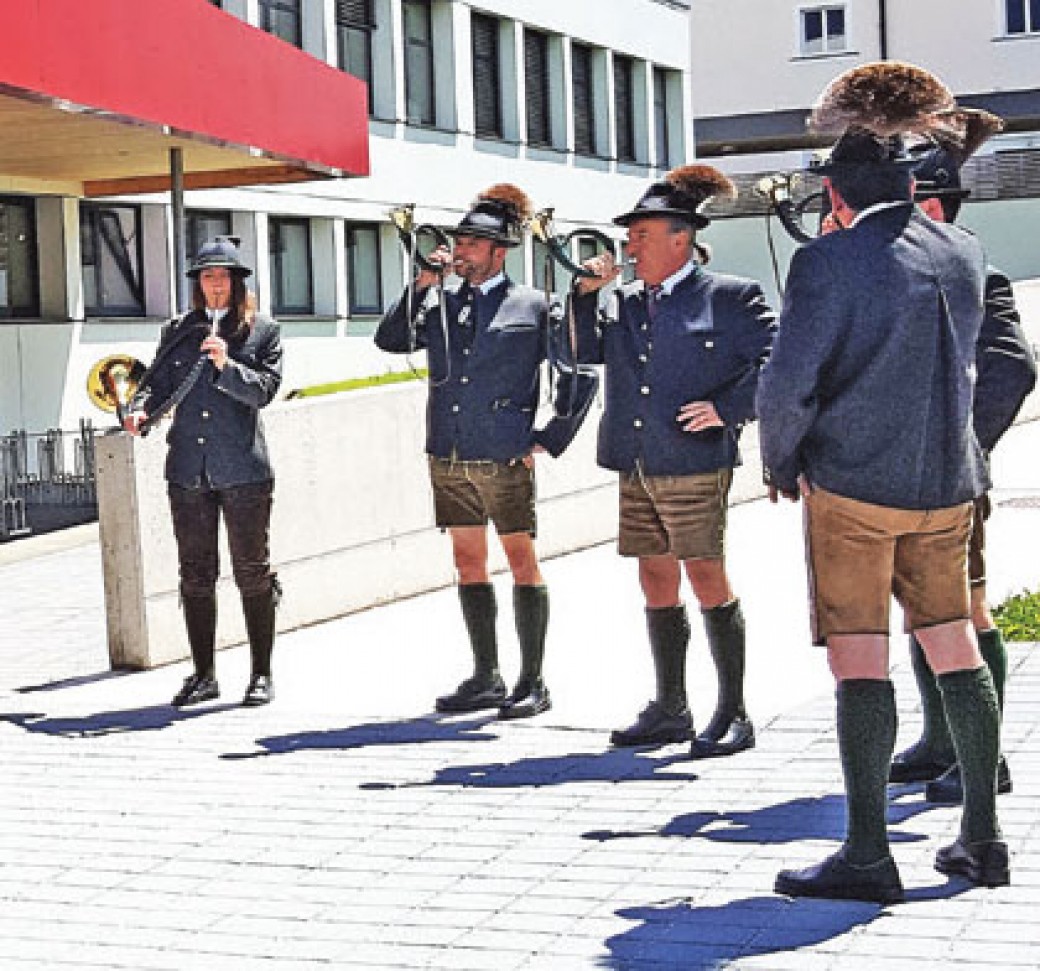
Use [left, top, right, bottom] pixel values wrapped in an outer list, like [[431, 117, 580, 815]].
[[201, 410, 210, 419], [633, 419, 643, 429], [197, 437, 205, 445], [640, 386, 650, 395], [460, 376, 470, 384], [451, 404, 460, 413], [638, 354, 648, 363], [462, 348, 471, 356]]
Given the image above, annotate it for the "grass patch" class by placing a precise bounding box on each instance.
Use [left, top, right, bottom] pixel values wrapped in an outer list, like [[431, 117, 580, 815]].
[[287, 369, 427, 399], [994, 588, 1040, 642]]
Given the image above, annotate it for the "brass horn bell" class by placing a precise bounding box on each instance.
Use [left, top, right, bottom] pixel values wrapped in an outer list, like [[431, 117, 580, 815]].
[[86, 354, 146, 414]]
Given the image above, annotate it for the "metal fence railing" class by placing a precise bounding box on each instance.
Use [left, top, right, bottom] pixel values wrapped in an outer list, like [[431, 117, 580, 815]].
[[0, 420, 98, 541]]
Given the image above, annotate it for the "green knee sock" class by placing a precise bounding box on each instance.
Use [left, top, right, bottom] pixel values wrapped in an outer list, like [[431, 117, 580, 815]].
[[977, 628, 1007, 713], [937, 666, 1001, 844], [908, 634, 955, 761], [837, 679, 897, 865]]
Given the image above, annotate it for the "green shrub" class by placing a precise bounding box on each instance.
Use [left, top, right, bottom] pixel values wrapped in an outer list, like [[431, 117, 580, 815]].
[[993, 588, 1040, 642], [287, 369, 427, 399]]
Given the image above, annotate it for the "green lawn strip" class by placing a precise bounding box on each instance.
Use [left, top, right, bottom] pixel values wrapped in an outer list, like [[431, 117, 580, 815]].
[[994, 588, 1040, 642]]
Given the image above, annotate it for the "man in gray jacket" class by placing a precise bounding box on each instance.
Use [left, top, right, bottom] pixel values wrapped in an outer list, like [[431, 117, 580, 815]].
[[759, 62, 1008, 903]]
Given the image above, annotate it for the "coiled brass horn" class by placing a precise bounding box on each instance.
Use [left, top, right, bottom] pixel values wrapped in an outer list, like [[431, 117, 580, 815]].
[[86, 354, 146, 424], [389, 203, 451, 274], [526, 208, 616, 279], [753, 172, 827, 244]]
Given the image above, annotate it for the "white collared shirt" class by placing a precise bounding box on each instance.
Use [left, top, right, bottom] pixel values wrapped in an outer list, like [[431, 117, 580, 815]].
[[655, 260, 699, 297], [850, 200, 907, 228]]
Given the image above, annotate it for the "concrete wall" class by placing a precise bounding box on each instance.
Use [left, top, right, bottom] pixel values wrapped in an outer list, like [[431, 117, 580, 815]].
[[95, 379, 621, 669]]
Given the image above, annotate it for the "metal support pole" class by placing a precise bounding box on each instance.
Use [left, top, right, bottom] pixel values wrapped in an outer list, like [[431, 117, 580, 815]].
[[878, 0, 888, 60], [170, 147, 189, 312]]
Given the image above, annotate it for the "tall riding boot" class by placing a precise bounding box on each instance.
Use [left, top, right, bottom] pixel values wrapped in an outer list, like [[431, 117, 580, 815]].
[[927, 628, 1013, 803], [436, 583, 507, 713], [241, 577, 278, 707], [889, 634, 956, 783], [610, 604, 693, 747], [500, 585, 551, 720], [171, 593, 219, 707], [692, 599, 755, 759]]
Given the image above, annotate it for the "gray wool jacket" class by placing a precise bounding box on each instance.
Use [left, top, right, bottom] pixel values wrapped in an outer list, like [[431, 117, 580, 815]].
[[138, 309, 283, 489], [757, 203, 989, 510]]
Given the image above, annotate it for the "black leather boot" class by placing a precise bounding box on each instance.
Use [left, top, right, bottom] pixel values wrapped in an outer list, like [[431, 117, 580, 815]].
[[436, 583, 506, 713], [611, 604, 693, 747], [500, 585, 551, 720], [172, 593, 219, 707], [691, 599, 755, 759], [241, 577, 278, 707]]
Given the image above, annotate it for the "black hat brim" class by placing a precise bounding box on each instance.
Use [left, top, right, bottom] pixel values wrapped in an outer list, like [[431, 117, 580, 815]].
[[613, 207, 710, 230], [187, 263, 253, 278]]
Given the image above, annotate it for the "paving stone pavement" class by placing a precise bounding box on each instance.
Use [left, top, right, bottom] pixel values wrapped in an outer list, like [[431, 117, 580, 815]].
[[1, 420, 1038, 971]]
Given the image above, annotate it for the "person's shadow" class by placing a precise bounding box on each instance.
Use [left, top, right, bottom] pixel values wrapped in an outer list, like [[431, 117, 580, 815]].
[[359, 746, 698, 791], [220, 714, 500, 761], [583, 791, 934, 845], [0, 702, 235, 737], [599, 893, 909, 969]]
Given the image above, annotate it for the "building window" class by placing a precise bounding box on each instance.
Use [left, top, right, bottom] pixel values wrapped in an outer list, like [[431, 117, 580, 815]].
[[613, 54, 636, 163], [525, 29, 551, 148], [653, 68, 670, 169], [1006, 0, 1040, 33], [269, 217, 313, 315], [0, 196, 39, 318], [472, 12, 502, 138], [80, 203, 144, 317], [259, 0, 302, 47], [403, 0, 435, 125], [186, 210, 232, 264], [532, 238, 557, 294], [346, 223, 382, 314], [572, 43, 597, 156], [800, 5, 847, 55], [337, 0, 375, 113]]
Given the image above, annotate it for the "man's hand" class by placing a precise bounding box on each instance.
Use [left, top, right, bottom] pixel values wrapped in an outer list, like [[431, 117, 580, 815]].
[[677, 401, 723, 433], [122, 411, 148, 437], [414, 245, 453, 290], [574, 253, 621, 295], [767, 475, 813, 503]]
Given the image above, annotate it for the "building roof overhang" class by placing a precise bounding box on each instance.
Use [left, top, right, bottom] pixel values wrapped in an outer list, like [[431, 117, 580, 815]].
[[0, 0, 369, 198]]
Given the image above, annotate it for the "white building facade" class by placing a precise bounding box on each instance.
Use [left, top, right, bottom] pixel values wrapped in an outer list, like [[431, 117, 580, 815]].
[[687, 0, 1040, 296], [0, 0, 692, 435]]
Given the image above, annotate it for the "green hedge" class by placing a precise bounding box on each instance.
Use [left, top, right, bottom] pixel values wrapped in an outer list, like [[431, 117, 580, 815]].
[[287, 369, 427, 399], [994, 588, 1040, 642]]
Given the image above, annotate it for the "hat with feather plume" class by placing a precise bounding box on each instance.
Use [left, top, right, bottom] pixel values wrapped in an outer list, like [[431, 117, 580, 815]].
[[449, 183, 533, 247], [613, 164, 737, 229], [809, 61, 959, 174], [913, 108, 1004, 200]]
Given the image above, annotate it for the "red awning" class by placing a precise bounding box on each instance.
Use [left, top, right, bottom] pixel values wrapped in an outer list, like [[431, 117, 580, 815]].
[[0, 0, 369, 196]]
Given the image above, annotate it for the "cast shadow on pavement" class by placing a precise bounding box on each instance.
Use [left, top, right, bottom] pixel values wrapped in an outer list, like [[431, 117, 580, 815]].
[[0, 702, 237, 736], [221, 714, 501, 761], [14, 669, 132, 694], [358, 746, 697, 791], [583, 791, 935, 845], [597, 889, 965, 970]]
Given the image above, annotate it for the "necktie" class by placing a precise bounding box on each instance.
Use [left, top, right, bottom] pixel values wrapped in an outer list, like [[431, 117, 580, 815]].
[[646, 285, 662, 322]]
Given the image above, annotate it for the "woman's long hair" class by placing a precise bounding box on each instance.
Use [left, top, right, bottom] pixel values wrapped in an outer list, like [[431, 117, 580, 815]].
[[191, 273, 254, 344]]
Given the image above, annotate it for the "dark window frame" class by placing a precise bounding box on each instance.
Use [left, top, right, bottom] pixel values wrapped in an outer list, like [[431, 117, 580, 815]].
[[79, 202, 145, 317], [472, 12, 503, 139], [613, 53, 636, 163], [403, 0, 435, 126], [337, 0, 375, 114], [799, 4, 847, 54], [346, 222, 384, 315], [0, 194, 40, 319], [269, 216, 314, 316], [524, 28, 551, 148], [185, 210, 232, 266], [1006, 0, 1040, 33], [653, 67, 670, 169], [571, 42, 597, 156], [259, 0, 302, 47]]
